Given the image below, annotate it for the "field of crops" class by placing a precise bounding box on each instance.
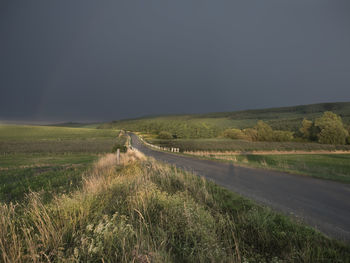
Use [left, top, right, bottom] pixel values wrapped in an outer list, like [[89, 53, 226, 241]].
[[0, 124, 117, 141], [0, 124, 121, 202], [150, 138, 350, 152]]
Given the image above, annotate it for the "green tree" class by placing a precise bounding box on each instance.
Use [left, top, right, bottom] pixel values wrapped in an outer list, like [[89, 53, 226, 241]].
[[243, 128, 258, 141], [272, 130, 294, 142], [255, 121, 273, 141], [346, 125, 350, 145], [299, 119, 313, 139], [314, 111, 349, 145]]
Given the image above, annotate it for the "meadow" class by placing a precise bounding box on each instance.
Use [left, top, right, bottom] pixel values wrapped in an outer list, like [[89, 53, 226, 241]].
[[1, 150, 349, 262], [0, 124, 117, 142], [100, 102, 350, 185], [186, 152, 350, 183], [0, 124, 122, 202], [150, 138, 350, 152], [1, 124, 350, 261]]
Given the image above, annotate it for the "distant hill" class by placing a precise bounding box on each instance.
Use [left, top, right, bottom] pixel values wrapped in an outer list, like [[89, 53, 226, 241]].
[[48, 122, 101, 129], [100, 102, 350, 138]]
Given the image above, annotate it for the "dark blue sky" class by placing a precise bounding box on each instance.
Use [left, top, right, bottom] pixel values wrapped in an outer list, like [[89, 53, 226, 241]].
[[1, 0, 350, 122]]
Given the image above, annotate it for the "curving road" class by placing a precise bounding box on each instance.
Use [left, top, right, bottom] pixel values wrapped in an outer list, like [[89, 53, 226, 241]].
[[130, 133, 350, 242]]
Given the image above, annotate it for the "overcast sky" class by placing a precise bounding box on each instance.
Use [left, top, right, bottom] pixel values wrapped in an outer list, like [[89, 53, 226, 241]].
[[1, 0, 350, 122]]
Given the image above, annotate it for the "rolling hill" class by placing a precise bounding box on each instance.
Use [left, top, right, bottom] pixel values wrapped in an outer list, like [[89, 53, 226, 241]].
[[99, 102, 350, 138]]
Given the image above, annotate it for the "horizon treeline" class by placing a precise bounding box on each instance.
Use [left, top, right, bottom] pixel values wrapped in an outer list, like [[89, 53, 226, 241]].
[[221, 111, 349, 145], [141, 111, 350, 145]]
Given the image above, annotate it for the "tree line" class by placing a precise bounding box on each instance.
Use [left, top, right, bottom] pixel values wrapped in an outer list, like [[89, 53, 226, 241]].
[[223, 111, 349, 145]]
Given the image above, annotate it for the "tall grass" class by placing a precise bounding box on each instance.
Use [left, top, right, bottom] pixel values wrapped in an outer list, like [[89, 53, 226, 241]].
[[0, 150, 349, 262]]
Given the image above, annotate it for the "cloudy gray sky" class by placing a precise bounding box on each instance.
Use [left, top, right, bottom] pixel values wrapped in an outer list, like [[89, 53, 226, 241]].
[[1, 0, 350, 122]]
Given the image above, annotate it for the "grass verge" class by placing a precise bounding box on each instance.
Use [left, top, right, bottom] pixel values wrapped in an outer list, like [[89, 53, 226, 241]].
[[187, 153, 350, 183], [1, 150, 349, 262]]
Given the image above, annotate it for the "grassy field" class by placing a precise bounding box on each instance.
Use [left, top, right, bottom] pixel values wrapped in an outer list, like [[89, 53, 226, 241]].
[[150, 138, 350, 152], [185, 152, 350, 183], [100, 102, 350, 138], [1, 125, 349, 261], [1, 151, 349, 262], [0, 124, 119, 154], [0, 124, 123, 202], [0, 124, 117, 141], [143, 136, 350, 183]]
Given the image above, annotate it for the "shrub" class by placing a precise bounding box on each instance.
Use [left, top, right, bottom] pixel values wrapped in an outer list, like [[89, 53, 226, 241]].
[[223, 129, 248, 140], [158, 131, 173, 139], [243, 128, 258, 141], [253, 121, 293, 142], [299, 118, 313, 139], [272, 130, 294, 142], [255, 121, 274, 141], [315, 111, 349, 145]]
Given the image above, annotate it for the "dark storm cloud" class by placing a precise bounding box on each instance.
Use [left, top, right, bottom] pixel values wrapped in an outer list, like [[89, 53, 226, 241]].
[[1, 0, 350, 122]]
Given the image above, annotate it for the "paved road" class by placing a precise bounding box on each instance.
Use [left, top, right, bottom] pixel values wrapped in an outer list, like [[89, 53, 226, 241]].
[[130, 133, 350, 242]]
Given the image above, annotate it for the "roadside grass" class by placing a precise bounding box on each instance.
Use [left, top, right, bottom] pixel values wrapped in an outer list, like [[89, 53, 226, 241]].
[[1, 150, 349, 262], [190, 153, 350, 183], [150, 138, 350, 152], [238, 154, 350, 183]]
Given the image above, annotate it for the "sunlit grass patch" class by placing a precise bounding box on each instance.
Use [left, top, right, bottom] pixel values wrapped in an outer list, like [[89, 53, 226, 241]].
[[0, 150, 349, 262], [0, 124, 117, 141], [0, 124, 120, 154], [202, 153, 350, 183]]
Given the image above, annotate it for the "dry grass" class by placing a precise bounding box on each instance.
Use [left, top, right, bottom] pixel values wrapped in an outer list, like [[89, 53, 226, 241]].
[[0, 203, 22, 263], [0, 149, 146, 263], [0, 149, 349, 262]]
